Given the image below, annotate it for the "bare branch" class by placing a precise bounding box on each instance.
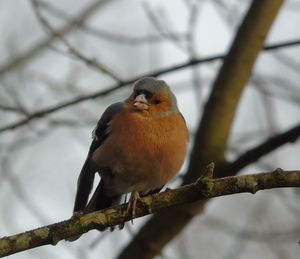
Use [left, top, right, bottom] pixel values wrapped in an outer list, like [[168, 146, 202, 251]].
[[142, 3, 186, 52], [186, 1, 203, 104], [31, 0, 120, 82], [37, 0, 186, 45], [0, 38, 299, 134], [119, 1, 286, 258], [0, 168, 299, 258], [0, 0, 109, 76], [223, 123, 300, 176], [0, 104, 25, 115]]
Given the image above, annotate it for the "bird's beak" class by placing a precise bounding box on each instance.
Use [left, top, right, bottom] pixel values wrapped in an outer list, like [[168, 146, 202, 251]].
[[133, 94, 149, 110]]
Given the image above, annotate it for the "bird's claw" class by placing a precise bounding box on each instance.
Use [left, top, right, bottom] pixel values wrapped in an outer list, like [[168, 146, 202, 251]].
[[71, 211, 84, 220], [127, 191, 142, 222]]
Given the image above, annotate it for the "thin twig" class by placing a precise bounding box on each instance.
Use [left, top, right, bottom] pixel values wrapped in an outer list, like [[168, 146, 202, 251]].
[[36, 0, 186, 45], [1, 38, 300, 133], [142, 2, 187, 52], [223, 123, 300, 176], [0, 168, 299, 257], [0, 0, 109, 76], [31, 0, 120, 82], [0, 104, 25, 114]]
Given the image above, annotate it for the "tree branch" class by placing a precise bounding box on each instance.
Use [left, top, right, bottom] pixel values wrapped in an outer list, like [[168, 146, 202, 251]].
[[31, 0, 121, 82], [0, 0, 110, 76], [0, 38, 299, 134], [118, 1, 285, 258], [36, 0, 186, 45], [0, 168, 299, 258], [223, 123, 300, 176]]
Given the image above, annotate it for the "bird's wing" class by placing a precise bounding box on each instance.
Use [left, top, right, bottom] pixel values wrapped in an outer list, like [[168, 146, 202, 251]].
[[90, 102, 125, 153], [73, 102, 124, 212]]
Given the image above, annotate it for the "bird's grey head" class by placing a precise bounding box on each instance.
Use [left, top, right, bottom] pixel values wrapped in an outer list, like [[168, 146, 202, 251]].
[[133, 77, 178, 111]]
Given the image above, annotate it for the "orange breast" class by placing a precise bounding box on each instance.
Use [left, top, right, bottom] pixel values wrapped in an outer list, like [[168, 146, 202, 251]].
[[92, 109, 189, 194]]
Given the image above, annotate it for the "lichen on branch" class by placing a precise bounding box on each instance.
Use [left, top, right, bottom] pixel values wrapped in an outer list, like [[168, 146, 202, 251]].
[[0, 167, 299, 258]]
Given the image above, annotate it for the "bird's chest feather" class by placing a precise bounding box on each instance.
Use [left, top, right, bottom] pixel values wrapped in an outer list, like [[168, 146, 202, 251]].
[[109, 112, 174, 171], [92, 110, 188, 193]]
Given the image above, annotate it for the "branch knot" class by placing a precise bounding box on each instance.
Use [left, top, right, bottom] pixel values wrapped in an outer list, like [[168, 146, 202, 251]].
[[196, 162, 215, 198]]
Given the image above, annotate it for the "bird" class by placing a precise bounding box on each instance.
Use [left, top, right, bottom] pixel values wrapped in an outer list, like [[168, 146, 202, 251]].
[[71, 77, 189, 234]]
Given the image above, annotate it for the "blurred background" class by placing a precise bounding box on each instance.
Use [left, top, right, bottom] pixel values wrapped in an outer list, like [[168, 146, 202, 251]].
[[0, 0, 300, 258]]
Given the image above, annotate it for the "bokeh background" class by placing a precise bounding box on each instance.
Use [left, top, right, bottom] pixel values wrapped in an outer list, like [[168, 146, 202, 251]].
[[0, 0, 300, 258]]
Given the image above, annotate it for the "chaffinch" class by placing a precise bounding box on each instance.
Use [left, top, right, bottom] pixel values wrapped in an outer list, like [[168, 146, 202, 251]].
[[72, 77, 189, 228]]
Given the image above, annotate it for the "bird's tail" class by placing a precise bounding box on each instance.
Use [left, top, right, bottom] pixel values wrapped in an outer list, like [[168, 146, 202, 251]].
[[67, 180, 121, 241], [73, 158, 95, 213], [84, 180, 121, 214]]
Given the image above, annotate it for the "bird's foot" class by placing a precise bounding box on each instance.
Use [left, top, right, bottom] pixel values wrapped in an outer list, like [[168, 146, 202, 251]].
[[127, 191, 143, 221], [71, 211, 84, 220]]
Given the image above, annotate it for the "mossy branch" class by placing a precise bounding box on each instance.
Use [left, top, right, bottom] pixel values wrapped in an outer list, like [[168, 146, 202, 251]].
[[0, 166, 299, 258]]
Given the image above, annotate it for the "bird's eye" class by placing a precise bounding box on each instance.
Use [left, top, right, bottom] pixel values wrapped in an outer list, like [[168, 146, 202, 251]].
[[153, 99, 161, 104], [134, 90, 141, 97]]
